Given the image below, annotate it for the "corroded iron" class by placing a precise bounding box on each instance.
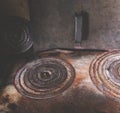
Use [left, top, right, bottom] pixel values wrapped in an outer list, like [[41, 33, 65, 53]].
[[14, 57, 75, 99], [90, 50, 120, 101], [2, 49, 120, 113]]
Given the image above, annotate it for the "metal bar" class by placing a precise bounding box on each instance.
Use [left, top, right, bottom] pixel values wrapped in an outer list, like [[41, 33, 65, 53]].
[[74, 11, 89, 48]]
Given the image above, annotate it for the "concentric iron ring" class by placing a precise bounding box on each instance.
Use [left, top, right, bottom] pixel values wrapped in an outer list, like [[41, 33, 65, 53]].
[[89, 50, 120, 100], [14, 57, 75, 99]]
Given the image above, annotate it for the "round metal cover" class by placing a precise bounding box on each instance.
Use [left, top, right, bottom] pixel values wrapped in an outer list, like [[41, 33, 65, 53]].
[[1, 23, 33, 54], [89, 50, 120, 101], [14, 57, 75, 99]]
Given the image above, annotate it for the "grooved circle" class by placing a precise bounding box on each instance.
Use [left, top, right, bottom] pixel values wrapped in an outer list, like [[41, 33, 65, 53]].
[[89, 50, 120, 100], [4, 24, 33, 53], [14, 57, 75, 99]]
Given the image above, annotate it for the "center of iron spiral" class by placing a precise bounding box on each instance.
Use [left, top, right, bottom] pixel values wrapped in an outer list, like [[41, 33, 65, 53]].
[[14, 57, 75, 99], [39, 71, 52, 80]]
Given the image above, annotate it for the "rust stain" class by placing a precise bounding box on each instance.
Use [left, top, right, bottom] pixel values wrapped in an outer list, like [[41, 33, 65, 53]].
[[1, 49, 120, 113], [0, 85, 21, 113], [73, 74, 84, 87]]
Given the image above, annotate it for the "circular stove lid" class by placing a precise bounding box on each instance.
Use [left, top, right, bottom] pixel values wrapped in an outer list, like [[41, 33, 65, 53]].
[[14, 57, 75, 99], [89, 50, 120, 101]]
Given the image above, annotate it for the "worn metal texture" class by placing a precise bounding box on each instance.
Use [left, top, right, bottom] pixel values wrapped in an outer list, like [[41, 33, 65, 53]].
[[1, 49, 120, 113], [29, 0, 120, 51]]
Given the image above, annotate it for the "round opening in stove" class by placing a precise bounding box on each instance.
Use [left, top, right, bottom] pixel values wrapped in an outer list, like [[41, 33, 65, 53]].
[[14, 57, 75, 99], [89, 50, 120, 101]]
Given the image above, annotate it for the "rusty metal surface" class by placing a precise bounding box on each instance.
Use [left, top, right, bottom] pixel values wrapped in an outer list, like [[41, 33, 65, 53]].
[[1, 49, 120, 113]]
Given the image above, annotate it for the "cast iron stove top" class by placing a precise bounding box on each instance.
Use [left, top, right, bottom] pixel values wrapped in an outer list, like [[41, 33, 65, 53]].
[[0, 49, 120, 113]]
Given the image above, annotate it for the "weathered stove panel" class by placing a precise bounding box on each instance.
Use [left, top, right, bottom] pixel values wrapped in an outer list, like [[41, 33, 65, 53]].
[[0, 49, 120, 113]]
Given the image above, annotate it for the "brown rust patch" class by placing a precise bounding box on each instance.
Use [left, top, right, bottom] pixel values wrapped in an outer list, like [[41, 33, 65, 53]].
[[2, 49, 120, 113], [68, 55, 95, 87], [0, 85, 21, 113]]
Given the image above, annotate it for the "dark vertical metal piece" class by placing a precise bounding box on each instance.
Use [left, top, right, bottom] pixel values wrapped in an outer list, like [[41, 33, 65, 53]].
[[75, 13, 83, 44], [74, 11, 89, 48]]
